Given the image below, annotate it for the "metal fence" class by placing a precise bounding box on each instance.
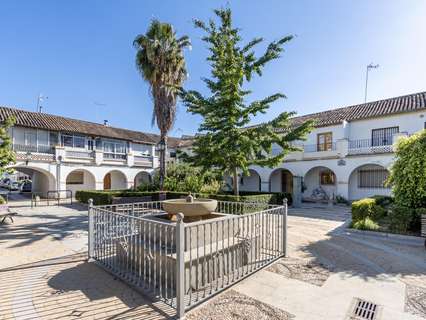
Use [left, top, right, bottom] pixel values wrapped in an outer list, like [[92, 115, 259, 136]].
[[13, 143, 55, 154], [348, 139, 393, 155], [88, 199, 287, 318]]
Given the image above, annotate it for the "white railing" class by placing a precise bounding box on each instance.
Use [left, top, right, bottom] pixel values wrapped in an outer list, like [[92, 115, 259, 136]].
[[65, 150, 94, 159], [88, 199, 287, 318], [103, 152, 127, 160], [303, 142, 336, 153], [134, 155, 153, 167], [348, 139, 393, 155], [12, 143, 54, 154]]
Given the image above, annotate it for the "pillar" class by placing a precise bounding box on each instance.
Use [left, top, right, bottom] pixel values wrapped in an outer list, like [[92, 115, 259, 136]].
[[292, 176, 302, 207]]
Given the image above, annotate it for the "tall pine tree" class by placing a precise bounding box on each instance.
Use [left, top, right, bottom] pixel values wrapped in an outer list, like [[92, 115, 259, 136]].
[[181, 8, 313, 195]]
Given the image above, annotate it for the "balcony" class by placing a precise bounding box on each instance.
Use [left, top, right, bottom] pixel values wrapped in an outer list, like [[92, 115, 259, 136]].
[[133, 155, 153, 167], [348, 139, 393, 155], [65, 150, 95, 160], [13, 143, 55, 154]]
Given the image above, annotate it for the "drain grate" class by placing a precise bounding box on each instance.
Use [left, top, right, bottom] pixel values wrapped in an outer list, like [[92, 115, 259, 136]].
[[348, 298, 381, 320]]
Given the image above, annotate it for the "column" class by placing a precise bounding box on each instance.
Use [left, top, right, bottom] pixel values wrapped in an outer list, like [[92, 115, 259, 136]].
[[292, 176, 302, 208]]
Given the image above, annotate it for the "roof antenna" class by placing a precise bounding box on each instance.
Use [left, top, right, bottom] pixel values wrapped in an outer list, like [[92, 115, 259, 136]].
[[364, 63, 379, 103], [36, 93, 48, 113], [103, 120, 109, 126]]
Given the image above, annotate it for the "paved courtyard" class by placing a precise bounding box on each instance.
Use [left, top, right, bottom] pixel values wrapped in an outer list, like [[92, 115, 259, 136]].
[[0, 202, 425, 319]]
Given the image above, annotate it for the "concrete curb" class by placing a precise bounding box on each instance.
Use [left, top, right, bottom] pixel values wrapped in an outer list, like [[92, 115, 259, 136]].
[[344, 227, 425, 246]]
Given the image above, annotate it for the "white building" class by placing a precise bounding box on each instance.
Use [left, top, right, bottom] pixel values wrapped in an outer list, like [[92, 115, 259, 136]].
[[0, 106, 162, 196], [238, 91, 426, 203], [1, 91, 425, 202]]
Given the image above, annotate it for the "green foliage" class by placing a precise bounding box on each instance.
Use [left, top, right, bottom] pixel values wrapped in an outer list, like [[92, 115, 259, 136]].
[[335, 195, 349, 205], [0, 195, 6, 205], [351, 198, 386, 222], [370, 195, 394, 208], [0, 117, 16, 174], [351, 217, 379, 231], [180, 8, 313, 195], [387, 130, 426, 209], [136, 163, 222, 194], [388, 205, 416, 233]]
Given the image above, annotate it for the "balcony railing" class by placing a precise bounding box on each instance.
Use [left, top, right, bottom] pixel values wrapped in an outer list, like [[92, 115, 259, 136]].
[[134, 155, 153, 167], [348, 139, 393, 155], [13, 144, 54, 154], [303, 143, 336, 153], [103, 152, 127, 160], [65, 150, 94, 159]]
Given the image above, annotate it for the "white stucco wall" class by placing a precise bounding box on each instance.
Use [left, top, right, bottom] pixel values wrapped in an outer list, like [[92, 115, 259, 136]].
[[348, 164, 391, 200], [240, 170, 260, 192], [109, 170, 128, 190]]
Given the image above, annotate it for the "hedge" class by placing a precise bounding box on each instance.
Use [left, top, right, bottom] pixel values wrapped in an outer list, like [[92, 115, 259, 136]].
[[351, 198, 386, 222], [75, 190, 291, 206]]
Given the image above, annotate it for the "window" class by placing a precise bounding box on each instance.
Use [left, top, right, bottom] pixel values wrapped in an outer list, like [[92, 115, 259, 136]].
[[320, 170, 335, 185], [317, 132, 333, 151], [358, 169, 389, 188], [87, 139, 94, 151], [66, 171, 84, 185], [103, 141, 127, 159], [371, 127, 399, 146], [49, 132, 59, 146], [61, 134, 87, 148], [24, 132, 37, 146]]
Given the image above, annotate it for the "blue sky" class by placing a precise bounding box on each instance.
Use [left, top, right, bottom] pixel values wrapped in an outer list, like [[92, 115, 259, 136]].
[[1, 0, 425, 136]]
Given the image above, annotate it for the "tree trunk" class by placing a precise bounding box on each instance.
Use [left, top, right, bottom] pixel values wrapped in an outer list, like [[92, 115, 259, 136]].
[[233, 167, 239, 196], [159, 134, 168, 191]]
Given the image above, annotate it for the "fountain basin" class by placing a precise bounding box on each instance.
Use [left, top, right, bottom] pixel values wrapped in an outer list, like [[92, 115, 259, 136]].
[[162, 198, 218, 217]]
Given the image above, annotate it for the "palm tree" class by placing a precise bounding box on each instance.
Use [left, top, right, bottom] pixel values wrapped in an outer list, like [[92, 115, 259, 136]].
[[134, 20, 190, 190]]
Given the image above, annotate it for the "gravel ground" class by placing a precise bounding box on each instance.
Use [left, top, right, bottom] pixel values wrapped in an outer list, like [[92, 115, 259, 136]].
[[406, 284, 426, 318], [186, 290, 294, 320], [266, 257, 332, 286]]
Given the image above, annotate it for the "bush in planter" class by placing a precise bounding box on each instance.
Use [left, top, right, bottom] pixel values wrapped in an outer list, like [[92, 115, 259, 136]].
[[351, 198, 386, 222], [0, 195, 6, 205], [371, 195, 394, 208], [351, 217, 379, 231], [388, 205, 415, 233]]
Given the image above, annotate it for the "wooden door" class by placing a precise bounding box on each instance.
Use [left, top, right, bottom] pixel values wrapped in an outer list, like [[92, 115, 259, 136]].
[[103, 173, 111, 190]]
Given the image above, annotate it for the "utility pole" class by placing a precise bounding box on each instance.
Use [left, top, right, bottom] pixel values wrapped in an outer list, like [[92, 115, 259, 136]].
[[364, 63, 379, 103]]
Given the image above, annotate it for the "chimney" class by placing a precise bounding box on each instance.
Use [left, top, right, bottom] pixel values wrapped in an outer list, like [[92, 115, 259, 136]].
[[103, 120, 109, 126]]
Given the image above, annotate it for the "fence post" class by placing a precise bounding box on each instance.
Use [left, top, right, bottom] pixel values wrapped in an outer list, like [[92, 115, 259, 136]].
[[282, 198, 288, 258], [175, 212, 185, 319], [88, 198, 94, 260]]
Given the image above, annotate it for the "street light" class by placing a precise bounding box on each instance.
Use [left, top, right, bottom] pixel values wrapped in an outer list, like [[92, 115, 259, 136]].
[[364, 63, 379, 103]]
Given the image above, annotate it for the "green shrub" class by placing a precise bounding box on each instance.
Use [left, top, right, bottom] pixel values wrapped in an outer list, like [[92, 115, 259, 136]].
[[0, 195, 6, 205], [371, 195, 394, 208], [351, 198, 386, 222], [335, 195, 349, 205], [352, 217, 379, 231], [388, 205, 415, 233], [387, 130, 426, 209], [75, 190, 118, 205]]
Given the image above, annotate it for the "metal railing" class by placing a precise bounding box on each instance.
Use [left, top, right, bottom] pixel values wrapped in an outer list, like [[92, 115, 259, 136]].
[[31, 190, 73, 208], [88, 199, 287, 318], [65, 150, 94, 159], [303, 143, 336, 153], [348, 139, 393, 155], [103, 153, 127, 160], [12, 144, 55, 154]]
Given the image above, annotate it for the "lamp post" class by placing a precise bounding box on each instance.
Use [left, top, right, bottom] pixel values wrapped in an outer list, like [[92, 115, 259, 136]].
[[364, 63, 379, 103], [156, 139, 166, 191]]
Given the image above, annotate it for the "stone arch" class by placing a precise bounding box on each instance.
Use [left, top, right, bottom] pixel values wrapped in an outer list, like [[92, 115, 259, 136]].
[[9, 165, 56, 195], [269, 168, 295, 193], [240, 169, 261, 192], [134, 171, 152, 189], [65, 169, 96, 195], [303, 166, 337, 201], [348, 163, 391, 200], [103, 170, 127, 190]]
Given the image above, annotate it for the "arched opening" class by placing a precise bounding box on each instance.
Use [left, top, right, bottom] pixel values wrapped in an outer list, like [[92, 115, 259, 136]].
[[303, 166, 337, 202], [269, 168, 294, 193], [66, 169, 96, 194], [103, 170, 127, 190], [134, 171, 152, 189], [348, 164, 391, 200], [240, 169, 261, 192], [8, 165, 56, 195]]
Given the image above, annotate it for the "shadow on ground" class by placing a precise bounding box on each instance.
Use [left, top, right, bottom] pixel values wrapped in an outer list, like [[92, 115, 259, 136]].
[[0, 253, 175, 320]]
